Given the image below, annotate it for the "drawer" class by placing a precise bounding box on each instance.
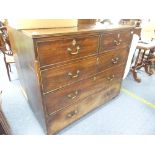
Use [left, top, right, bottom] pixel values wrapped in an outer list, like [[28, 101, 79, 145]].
[[36, 35, 99, 67], [97, 47, 129, 72], [77, 82, 121, 118], [48, 102, 79, 134], [41, 56, 98, 93], [41, 47, 128, 93], [100, 30, 133, 52], [43, 64, 125, 115], [47, 82, 121, 134]]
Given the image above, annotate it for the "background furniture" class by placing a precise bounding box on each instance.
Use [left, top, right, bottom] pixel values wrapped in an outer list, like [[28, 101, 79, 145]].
[[123, 27, 142, 79], [131, 41, 155, 82], [0, 26, 11, 47], [9, 24, 134, 134], [0, 91, 11, 135], [123, 34, 140, 79], [78, 19, 97, 26], [119, 19, 142, 27], [8, 19, 78, 29], [0, 31, 14, 81]]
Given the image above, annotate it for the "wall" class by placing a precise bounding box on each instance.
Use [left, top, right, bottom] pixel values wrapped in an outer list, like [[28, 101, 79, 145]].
[[141, 19, 155, 41]]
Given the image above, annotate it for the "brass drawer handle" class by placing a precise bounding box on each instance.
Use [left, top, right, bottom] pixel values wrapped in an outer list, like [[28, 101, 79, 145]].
[[67, 39, 80, 55], [67, 46, 80, 55], [67, 110, 78, 118], [107, 75, 115, 81], [112, 57, 119, 64], [93, 76, 97, 81], [114, 40, 121, 46], [68, 70, 80, 78], [67, 90, 79, 99]]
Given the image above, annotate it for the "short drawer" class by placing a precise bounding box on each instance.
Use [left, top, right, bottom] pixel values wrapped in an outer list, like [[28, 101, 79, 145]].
[[47, 82, 121, 134], [36, 35, 99, 67], [100, 29, 133, 52], [41, 47, 128, 93], [97, 47, 129, 72], [43, 64, 125, 115]]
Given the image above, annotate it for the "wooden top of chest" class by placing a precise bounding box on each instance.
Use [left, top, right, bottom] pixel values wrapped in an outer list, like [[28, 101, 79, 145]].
[[19, 24, 134, 38]]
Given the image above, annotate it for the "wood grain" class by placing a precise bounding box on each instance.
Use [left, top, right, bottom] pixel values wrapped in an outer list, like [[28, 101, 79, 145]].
[[41, 47, 128, 93], [44, 64, 124, 115], [9, 24, 133, 134], [100, 29, 133, 51], [37, 35, 99, 67], [47, 82, 121, 134], [9, 27, 47, 133]]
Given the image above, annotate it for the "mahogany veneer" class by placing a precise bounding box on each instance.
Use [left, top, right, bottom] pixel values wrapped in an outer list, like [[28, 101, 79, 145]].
[[9, 24, 134, 134]]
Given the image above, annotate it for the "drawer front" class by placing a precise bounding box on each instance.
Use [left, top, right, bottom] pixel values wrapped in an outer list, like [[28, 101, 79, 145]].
[[41, 47, 128, 93], [97, 47, 129, 72], [43, 64, 125, 115], [41, 56, 98, 93], [48, 103, 79, 134], [37, 35, 99, 67], [47, 82, 121, 134], [100, 30, 132, 52]]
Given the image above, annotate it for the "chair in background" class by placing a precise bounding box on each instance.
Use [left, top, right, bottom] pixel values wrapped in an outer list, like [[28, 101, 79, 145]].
[[123, 34, 140, 79], [0, 26, 11, 48], [124, 20, 155, 82], [120, 19, 142, 80], [131, 41, 155, 82], [0, 31, 15, 81], [100, 19, 112, 25]]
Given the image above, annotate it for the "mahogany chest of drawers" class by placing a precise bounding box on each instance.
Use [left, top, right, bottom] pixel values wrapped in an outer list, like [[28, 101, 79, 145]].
[[9, 25, 134, 134]]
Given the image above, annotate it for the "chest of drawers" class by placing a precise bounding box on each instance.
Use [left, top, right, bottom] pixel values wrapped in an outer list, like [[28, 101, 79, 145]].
[[9, 25, 134, 134]]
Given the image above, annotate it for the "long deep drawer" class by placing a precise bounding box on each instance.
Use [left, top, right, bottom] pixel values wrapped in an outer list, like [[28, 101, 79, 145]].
[[43, 64, 125, 115], [41, 56, 98, 93], [47, 82, 121, 134], [41, 47, 128, 93], [36, 35, 99, 67], [100, 29, 133, 52]]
